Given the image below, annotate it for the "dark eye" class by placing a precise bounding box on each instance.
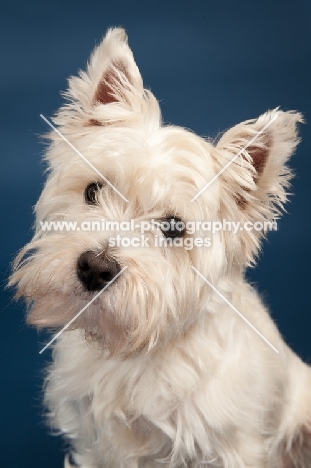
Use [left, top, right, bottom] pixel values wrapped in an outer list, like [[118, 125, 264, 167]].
[[84, 182, 103, 205], [160, 216, 186, 238]]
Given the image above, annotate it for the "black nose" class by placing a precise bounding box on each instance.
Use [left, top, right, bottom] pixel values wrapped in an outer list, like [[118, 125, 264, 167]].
[[77, 251, 121, 291]]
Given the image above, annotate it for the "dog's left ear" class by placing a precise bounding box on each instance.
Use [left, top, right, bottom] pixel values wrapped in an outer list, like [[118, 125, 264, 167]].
[[59, 28, 156, 126], [216, 109, 303, 213], [215, 109, 303, 263]]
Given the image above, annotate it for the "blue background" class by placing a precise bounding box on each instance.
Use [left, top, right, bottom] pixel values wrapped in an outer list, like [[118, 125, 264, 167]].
[[1, 1, 311, 466]]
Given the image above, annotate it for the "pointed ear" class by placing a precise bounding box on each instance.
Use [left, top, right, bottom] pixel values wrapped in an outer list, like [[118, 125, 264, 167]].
[[215, 109, 303, 265], [216, 109, 303, 212], [59, 28, 149, 126]]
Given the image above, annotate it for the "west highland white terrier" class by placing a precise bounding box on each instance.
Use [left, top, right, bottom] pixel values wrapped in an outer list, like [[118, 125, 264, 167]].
[[11, 28, 311, 467]]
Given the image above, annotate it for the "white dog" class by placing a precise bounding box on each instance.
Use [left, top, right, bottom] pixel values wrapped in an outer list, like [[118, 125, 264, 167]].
[[11, 28, 311, 467]]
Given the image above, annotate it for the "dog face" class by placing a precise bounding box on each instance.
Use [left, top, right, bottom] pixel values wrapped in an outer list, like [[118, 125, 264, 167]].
[[10, 28, 301, 356]]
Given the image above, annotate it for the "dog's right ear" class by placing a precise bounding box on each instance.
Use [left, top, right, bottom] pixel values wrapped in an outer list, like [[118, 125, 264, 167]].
[[57, 28, 156, 126]]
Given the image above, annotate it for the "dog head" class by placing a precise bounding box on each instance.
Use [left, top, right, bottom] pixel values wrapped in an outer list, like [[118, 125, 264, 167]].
[[10, 28, 302, 356]]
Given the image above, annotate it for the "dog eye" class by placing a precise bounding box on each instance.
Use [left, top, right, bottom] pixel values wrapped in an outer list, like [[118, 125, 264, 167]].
[[84, 182, 103, 205], [160, 216, 186, 238]]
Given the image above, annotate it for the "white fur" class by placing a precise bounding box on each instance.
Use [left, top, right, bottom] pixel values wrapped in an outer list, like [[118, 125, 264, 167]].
[[11, 28, 310, 467]]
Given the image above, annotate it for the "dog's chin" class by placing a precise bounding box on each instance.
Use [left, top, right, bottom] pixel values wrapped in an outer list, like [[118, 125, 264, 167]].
[[26, 289, 158, 358], [82, 324, 130, 357], [26, 298, 114, 354]]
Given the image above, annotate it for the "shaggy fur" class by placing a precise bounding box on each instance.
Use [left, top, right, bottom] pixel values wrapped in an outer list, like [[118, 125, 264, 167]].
[[10, 28, 311, 467]]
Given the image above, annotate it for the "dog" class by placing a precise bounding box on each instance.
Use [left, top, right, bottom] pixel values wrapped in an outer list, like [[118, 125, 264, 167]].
[[10, 28, 311, 467]]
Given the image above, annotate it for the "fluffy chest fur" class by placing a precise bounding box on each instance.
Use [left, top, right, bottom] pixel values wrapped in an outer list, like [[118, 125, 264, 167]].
[[46, 283, 306, 467]]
